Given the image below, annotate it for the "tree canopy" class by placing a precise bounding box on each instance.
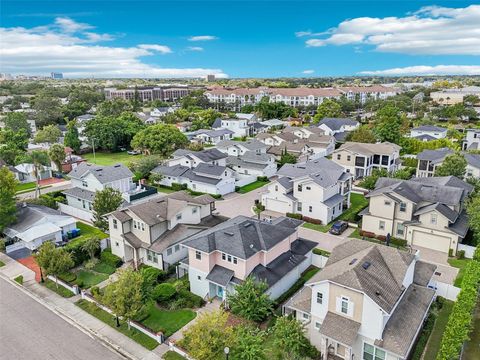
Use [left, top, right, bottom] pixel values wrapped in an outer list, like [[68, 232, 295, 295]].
[[34, 124, 62, 144], [35, 241, 74, 286], [4, 112, 31, 136], [92, 187, 123, 231], [373, 104, 405, 144], [435, 153, 467, 178], [313, 99, 343, 123], [0, 167, 17, 231], [131, 124, 189, 156], [346, 125, 377, 143], [48, 143, 66, 172], [64, 120, 82, 153]]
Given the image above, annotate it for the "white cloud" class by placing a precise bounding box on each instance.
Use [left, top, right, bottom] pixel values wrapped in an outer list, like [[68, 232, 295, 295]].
[[303, 5, 480, 55], [359, 65, 480, 76], [188, 35, 218, 41], [296, 31, 312, 37], [0, 18, 227, 78], [138, 44, 172, 54], [186, 46, 204, 52], [302, 70, 315, 74]]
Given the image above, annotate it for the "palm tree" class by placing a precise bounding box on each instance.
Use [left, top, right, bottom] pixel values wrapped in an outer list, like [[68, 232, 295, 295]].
[[30, 150, 49, 199], [82, 236, 101, 261]]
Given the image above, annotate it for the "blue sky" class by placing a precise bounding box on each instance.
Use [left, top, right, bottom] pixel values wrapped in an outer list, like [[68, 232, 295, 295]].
[[1, 1, 479, 78]]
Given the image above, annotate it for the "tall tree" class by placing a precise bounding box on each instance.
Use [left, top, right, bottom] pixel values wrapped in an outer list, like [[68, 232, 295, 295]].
[[313, 99, 343, 123], [272, 316, 317, 359], [82, 236, 101, 261], [32, 92, 63, 127], [435, 153, 467, 178], [127, 155, 162, 180], [373, 104, 404, 143], [96, 99, 131, 117], [48, 143, 66, 172], [64, 120, 82, 153], [231, 326, 266, 360], [0, 128, 29, 165], [35, 241, 74, 287], [34, 124, 62, 144], [227, 276, 273, 322], [131, 124, 189, 156], [346, 126, 377, 143], [4, 112, 31, 137], [92, 188, 123, 231], [16, 150, 50, 198], [278, 148, 297, 166], [0, 167, 17, 232]]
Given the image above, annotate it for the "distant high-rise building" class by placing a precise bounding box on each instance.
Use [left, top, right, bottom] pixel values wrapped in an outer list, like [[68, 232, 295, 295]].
[[104, 86, 191, 102], [51, 72, 63, 79], [206, 74, 216, 82], [0, 73, 13, 81]]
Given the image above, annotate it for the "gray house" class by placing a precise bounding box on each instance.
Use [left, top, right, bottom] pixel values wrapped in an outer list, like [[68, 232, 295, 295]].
[[416, 147, 454, 177]]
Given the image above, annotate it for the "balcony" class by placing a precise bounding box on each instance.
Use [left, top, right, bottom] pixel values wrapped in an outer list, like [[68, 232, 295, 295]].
[[124, 183, 158, 202]]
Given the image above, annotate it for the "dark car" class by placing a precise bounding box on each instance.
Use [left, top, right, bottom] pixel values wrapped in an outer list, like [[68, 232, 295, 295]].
[[329, 221, 348, 235]]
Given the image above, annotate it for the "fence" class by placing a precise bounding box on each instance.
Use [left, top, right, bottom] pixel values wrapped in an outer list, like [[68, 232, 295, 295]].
[[47, 275, 80, 295], [58, 203, 93, 223], [430, 281, 461, 301], [168, 341, 194, 360], [457, 244, 477, 259], [312, 253, 329, 269]]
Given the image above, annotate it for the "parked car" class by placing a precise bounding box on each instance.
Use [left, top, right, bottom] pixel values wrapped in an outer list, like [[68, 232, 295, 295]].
[[127, 150, 141, 155], [329, 221, 348, 235]]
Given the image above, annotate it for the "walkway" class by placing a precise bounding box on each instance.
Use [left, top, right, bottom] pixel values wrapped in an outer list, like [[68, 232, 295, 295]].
[[39, 177, 66, 186], [17, 255, 41, 282]]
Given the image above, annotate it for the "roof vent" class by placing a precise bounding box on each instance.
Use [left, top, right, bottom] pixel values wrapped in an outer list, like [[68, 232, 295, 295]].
[[362, 261, 371, 270], [249, 244, 254, 249], [244, 222, 252, 228], [349, 258, 357, 265], [224, 231, 234, 236], [375, 291, 381, 296]]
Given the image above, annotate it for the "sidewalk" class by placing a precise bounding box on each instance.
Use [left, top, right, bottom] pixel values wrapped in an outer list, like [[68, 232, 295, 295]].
[[0, 253, 168, 360]]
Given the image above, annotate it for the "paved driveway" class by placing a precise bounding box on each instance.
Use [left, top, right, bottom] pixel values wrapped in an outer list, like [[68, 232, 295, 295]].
[[215, 186, 267, 218], [298, 227, 349, 252]]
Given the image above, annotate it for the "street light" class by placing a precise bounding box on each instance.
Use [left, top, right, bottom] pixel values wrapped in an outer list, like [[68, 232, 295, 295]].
[[224, 346, 230, 360]]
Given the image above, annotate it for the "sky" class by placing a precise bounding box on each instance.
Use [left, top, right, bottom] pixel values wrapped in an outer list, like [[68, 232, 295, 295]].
[[1, 0, 479, 78]]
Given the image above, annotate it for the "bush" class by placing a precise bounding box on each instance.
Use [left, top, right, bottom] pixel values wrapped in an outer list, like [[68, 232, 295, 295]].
[[255, 203, 265, 211], [0, 238, 6, 253], [84, 259, 98, 270], [359, 230, 375, 238], [286, 213, 302, 220], [457, 250, 465, 259], [14, 275, 23, 285], [303, 216, 322, 225], [100, 249, 122, 268], [91, 286, 100, 298], [58, 272, 76, 283], [257, 176, 268, 182], [174, 289, 204, 309], [448, 248, 454, 257], [235, 186, 240, 192], [171, 183, 188, 191], [141, 266, 167, 285], [65, 240, 91, 266], [376, 235, 387, 241], [153, 283, 177, 302], [313, 248, 330, 257]]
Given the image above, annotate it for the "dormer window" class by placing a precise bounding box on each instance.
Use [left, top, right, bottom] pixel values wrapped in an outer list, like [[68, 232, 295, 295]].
[[298, 184, 303, 192], [176, 213, 182, 221], [431, 213, 437, 225]]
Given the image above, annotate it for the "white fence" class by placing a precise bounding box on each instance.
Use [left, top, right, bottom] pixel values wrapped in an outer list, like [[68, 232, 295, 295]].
[[312, 253, 329, 269], [457, 244, 476, 259], [168, 341, 194, 360], [235, 174, 257, 188], [47, 275, 80, 295], [430, 281, 461, 301], [58, 203, 93, 223]]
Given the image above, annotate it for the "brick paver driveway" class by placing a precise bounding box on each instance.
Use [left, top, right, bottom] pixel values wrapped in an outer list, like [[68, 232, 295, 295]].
[[17, 256, 42, 282]]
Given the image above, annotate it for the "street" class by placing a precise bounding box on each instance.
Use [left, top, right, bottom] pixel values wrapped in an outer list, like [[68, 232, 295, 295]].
[[16, 181, 72, 200], [0, 277, 124, 360]]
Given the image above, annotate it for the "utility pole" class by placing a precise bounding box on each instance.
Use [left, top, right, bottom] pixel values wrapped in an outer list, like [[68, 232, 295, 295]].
[[92, 138, 96, 164]]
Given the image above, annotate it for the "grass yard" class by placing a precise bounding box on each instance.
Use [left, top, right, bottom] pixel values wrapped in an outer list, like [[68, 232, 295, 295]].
[[83, 151, 144, 166], [42, 279, 75, 298], [163, 351, 186, 360], [349, 228, 362, 239], [14, 275, 23, 284], [236, 179, 270, 194], [156, 185, 177, 194], [447, 258, 471, 287], [422, 300, 454, 360], [302, 222, 330, 233], [66, 222, 108, 248], [15, 182, 36, 192], [92, 261, 116, 275], [463, 301, 480, 360], [0, 260, 5, 267], [138, 303, 197, 337], [74, 270, 109, 289], [76, 299, 158, 350]]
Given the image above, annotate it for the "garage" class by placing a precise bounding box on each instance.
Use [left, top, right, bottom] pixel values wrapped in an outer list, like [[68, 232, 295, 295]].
[[265, 198, 292, 214], [411, 230, 451, 253]]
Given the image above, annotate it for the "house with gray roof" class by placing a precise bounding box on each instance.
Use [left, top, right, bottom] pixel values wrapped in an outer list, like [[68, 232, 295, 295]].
[[227, 151, 277, 186], [261, 158, 352, 224], [318, 118, 359, 142], [107, 191, 226, 271], [216, 139, 269, 156], [465, 153, 480, 178], [360, 176, 473, 254], [284, 239, 436, 360], [182, 215, 316, 301], [190, 128, 234, 145], [410, 125, 447, 141], [416, 147, 454, 177], [212, 117, 249, 138]]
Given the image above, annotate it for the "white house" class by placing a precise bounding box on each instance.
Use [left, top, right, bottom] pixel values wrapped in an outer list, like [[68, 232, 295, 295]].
[[462, 129, 480, 150], [227, 151, 277, 186], [410, 125, 447, 141], [318, 118, 359, 142], [465, 153, 480, 178], [190, 129, 234, 145], [12, 163, 53, 183], [212, 118, 249, 138], [216, 139, 269, 156]]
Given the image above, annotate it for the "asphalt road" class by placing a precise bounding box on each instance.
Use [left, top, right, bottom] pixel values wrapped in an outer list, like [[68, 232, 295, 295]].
[[0, 277, 123, 360]]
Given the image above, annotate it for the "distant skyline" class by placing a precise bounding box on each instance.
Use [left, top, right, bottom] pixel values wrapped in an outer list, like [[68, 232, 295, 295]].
[[1, 1, 479, 78]]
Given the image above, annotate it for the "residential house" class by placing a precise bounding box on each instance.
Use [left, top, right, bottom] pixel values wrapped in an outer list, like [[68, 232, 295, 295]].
[[151, 106, 176, 117], [260, 119, 285, 129], [227, 152, 277, 186], [212, 118, 249, 138], [360, 176, 473, 254], [235, 113, 257, 122], [410, 125, 447, 141], [12, 163, 53, 183], [464, 153, 480, 178], [175, 121, 192, 133], [462, 128, 480, 150], [3, 204, 76, 254], [216, 139, 269, 156], [318, 118, 360, 142], [167, 148, 227, 167], [332, 142, 401, 179], [181, 215, 317, 301], [262, 159, 352, 224], [416, 148, 453, 177], [108, 191, 226, 270], [50, 146, 86, 173], [190, 129, 234, 145], [284, 240, 436, 360]]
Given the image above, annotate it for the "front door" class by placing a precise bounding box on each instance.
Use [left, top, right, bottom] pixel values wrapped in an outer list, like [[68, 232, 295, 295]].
[[217, 285, 224, 298]]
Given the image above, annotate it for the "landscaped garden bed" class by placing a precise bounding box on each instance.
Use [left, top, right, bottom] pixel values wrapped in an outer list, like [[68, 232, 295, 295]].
[[137, 303, 196, 337]]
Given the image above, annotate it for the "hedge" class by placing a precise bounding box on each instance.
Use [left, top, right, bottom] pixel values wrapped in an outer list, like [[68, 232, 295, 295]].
[[313, 248, 330, 257], [358, 230, 408, 247], [171, 183, 188, 191], [436, 246, 480, 360], [100, 249, 123, 268], [257, 176, 268, 182], [286, 213, 303, 220], [152, 283, 176, 302]]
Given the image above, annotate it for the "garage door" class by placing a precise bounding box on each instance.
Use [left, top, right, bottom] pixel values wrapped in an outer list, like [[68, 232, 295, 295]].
[[412, 231, 451, 253], [265, 198, 291, 214]]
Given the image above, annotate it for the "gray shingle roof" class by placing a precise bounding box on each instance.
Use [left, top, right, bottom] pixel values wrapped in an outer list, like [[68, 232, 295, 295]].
[[416, 148, 453, 163], [413, 203, 458, 223], [68, 162, 133, 184], [151, 164, 189, 177], [412, 134, 437, 141], [320, 312, 361, 346], [278, 158, 348, 188], [206, 265, 235, 287], [183, 168, 224, 185], [464, 153, 480, 169], [319, 118, 358, 131], [250, 251, 307, 288], [193, 163, 226, 177], [172, 148, 227, 162], [63, 187, 96, 202], [412, 125, 447, 132], [193, 129, 234, 137], [217, 139, 267, 152], [413, 261, 436, 287], [323, 193, 345, 207], [449, 211, 469, 237], [277, 177, 293, 191]]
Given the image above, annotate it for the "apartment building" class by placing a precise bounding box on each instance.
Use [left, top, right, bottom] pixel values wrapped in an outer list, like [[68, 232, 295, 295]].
[[360, 176, 473, 254], [338, 85, 398, 104], [416, 148, 453, 177], [104, 86, 190, 102], [332, 142, 401, 179], [430, 86, 480, 105], [284, 240, 436, 360], [181, 216, 316, 301]]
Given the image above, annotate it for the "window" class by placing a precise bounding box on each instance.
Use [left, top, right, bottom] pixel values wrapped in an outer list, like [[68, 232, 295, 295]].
[[133, 220, 137, 229], [175, 244, 180, 252], [347, 155, 351, 161], [147, 250, 158, 264], [227, 255, 232, 262], [302, 313, 309, 320], [431, 213, 437, 225], [306, 186, 311, 190], [309, 206, 312, 213], [192, 207, 197, 214], [297, 202, 302, 212], [195, 251, 201, 260], [400, 202, 407, 212], [115, 241, 119, 247], [384, 200, 391, 206], [315, 322, 321, 330], [337, 154, 341, 160], [82, 181, 88, 187], [222, 253, 226, 261], [379, 221, 385, 230], [167, 248, 173, 256], [233, 257, 238, 264], [363, 343, 386, 360], [141, 222, 145, 231], [298, 184, 303, 192], [341, 296, 349, 314], [197, 275, 201, 280], [397, 223, 405, 236], [316, 292, 323, 304], [275, 185, 278, 191], [113, 219, 118, 229], [176, 213, 182, 220]]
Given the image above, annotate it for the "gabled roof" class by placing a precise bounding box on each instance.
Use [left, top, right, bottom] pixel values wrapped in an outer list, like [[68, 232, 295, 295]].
[[412, 125, 447, 132], [276, 177, 293, 191], [318, 118, 358, 131], [151, 164, 189, 177], [63, 187, 96, 202], [192, 128, 234, 137], [336, 141, 400, 155], [412, 134, 437, 141], [464, 153, 480, 169], [193, 163, 226, 177], [307, 240, 415, 313], [217, 139, 268, 152], [320, 312, 361, 347], [413, 203, 458, 222], [68, 162, 133, 184], [416, 147, 453, 163], [172, 148, 227, 162]]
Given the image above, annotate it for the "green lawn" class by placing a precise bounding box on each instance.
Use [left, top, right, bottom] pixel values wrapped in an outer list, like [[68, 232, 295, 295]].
[[156, 185, 177, 194], [236, 180, 270, 194], [138, 303, 197, 337], [423, 300, 454, 360], [42, 279, 75, 298], [14, 275, 23, 284], [0, 260, 5, 267], [463, 301, 480, 360], [76, 299, 158, 350], [447, 258, 471, 287], [66, 222, 108, 248], [349, 228, 362, 239], [83, 151, 144, 166], [163, 351, 186, 360], [15, 182, 36, 192], [74, 270, 109, 289], [92, 261, 116, 275]]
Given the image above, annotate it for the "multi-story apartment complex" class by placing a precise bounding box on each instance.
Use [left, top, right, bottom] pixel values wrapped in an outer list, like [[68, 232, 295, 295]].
[[332, 142, 401, 179], [284, 240, 436, 360], [360, 176, 473, 254], [430, 86, 480, 105], [104, 86, 191, 102], [338, 85, 398, 104]]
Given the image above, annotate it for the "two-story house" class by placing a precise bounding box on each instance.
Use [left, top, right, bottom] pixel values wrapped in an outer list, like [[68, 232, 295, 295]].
[[212, 118, 249, 138], [332, 142, 401, 179], [262, 159, 352, 224], [190, 129, 234, 145], [416, 148, 453, 177], [410, 125, 447, 141], [227, 151, 277, 185], [360, 176, 473, 254], [284, 240, 436, 360], [318, 118, 360, 142], [216, 139, 269, 156], [181, 216, 316, 301], [462, 129, 480, 150], [108, 191, 226, 270]]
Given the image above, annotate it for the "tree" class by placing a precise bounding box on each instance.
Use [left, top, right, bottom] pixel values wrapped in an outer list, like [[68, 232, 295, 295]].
[[131, 124, 189, 156], [32, 92, 63, 127], [255, 97, 297, 119], [313, 99, 343, 123], [102, 268, 144, 328], [180, 310, 234, 360], [346, 126, 376, 143], [231, 326, 266, 360], [64, 120, 82, 153], [128, 155, 162, 180], [35, 124, 62, 144], [278, 148, 297, 166], [4, 112, 31, 137], [435, 153, 467, 178], [227, 276, 273, 322], [359, 168, 388, 190], [16, 150, 50, 198], [35, 241, 74, 287], [373, 105, 404, 143], [0, 128, 29, 165], [92, 188, 123, 231], [464, 95, 479, 105], [467, 196, 480, 244], [0, 167, 17, 232], [48, 143, 65, 172], [96, 99, 131, 117], [272, 316, 317, 359], [82, 236, 101, 261]]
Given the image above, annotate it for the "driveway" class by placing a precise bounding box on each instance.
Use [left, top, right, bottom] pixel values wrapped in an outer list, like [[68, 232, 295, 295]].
[[215, 186, 267, 218], [299, 227, 349, 252]]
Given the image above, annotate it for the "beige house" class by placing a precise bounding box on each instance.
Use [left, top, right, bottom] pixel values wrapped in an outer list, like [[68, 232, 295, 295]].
[[284, 240, 436, 360], [360, 176, 473, 254], [332, 142, 401, 179]]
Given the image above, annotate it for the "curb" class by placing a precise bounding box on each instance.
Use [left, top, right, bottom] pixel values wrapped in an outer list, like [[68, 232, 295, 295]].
[[0, 272, 137, 360]]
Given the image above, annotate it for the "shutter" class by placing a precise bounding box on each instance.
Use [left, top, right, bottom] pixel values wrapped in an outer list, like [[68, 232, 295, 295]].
[[348, 301, 354, 317]]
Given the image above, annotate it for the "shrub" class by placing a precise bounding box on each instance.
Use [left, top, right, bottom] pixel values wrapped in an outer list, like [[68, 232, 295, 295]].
[[448, 248, 454, 257], [391, 237, 408, 247], [286, 213, 302, 220], [171, 183, 188, 191], [100, 249, 122, 268], [14, 275, 23, 285], [303, 216, 322, 225], [457, 250, 465, 259], [235, 186, 240, 192], [91, 286, 100, 298], [0, 238, 6, 253], [359, 230, 375, 238], [140, 266, 166, 285], [65, 240, 91, 266], [255, 203, 265, 211], [58, 272, 76, 283], [84, 259, 98, 270], [153, 283, 176, 302], [313, 248, 330, 257], [177, 289, 204, 308], [376, 235, 387, 241], [257, 176, 268, 182]]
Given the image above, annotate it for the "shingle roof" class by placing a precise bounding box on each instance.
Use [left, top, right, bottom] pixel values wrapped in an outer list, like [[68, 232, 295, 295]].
[[68, 162, 133, 184], [63, 187, 96, 202], [412, 125, 447, 132], [217, 139, 268, 152], [413, 261, 436, 287], [307, 240, 415, 313], [336, 141, 400, 155], [193, 163, 227, 177], [413, 203, 458, 223], [412, 134, 437, 141], [276, 177, 293, 191], [193, 129, 234, 137], [206, 265, 235, 287], [416, 148, 453, 163], [173, 148, 228, 162], [320, 312, 361, 346], [464, 153, 480, 169], [319, 118, 358, 131], [151, 164, 189, 177]]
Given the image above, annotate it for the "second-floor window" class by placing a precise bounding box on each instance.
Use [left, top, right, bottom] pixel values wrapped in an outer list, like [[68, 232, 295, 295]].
[[298, 184, 303, 192], [431, 213, 437, 225], [176, 213, 182, 221], [337, 154, 341, 160], [82, 180, 88, 187], [275, 185, 278, 191], [195, 251, 201, 260], [363, 343, 386, 360], [341, 296, 349, 314], [400, 202, 407, 212], [309, 206, 313, 213], [384, 200, 391, 206], [113, 219, 118, 229], [222, 252, 238, 264], [147, 250, 158, 264], [316, 292, 323, 304]]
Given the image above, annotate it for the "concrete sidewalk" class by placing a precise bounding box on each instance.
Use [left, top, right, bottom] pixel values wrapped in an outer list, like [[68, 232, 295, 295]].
[[0, 253, 168, 360]]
